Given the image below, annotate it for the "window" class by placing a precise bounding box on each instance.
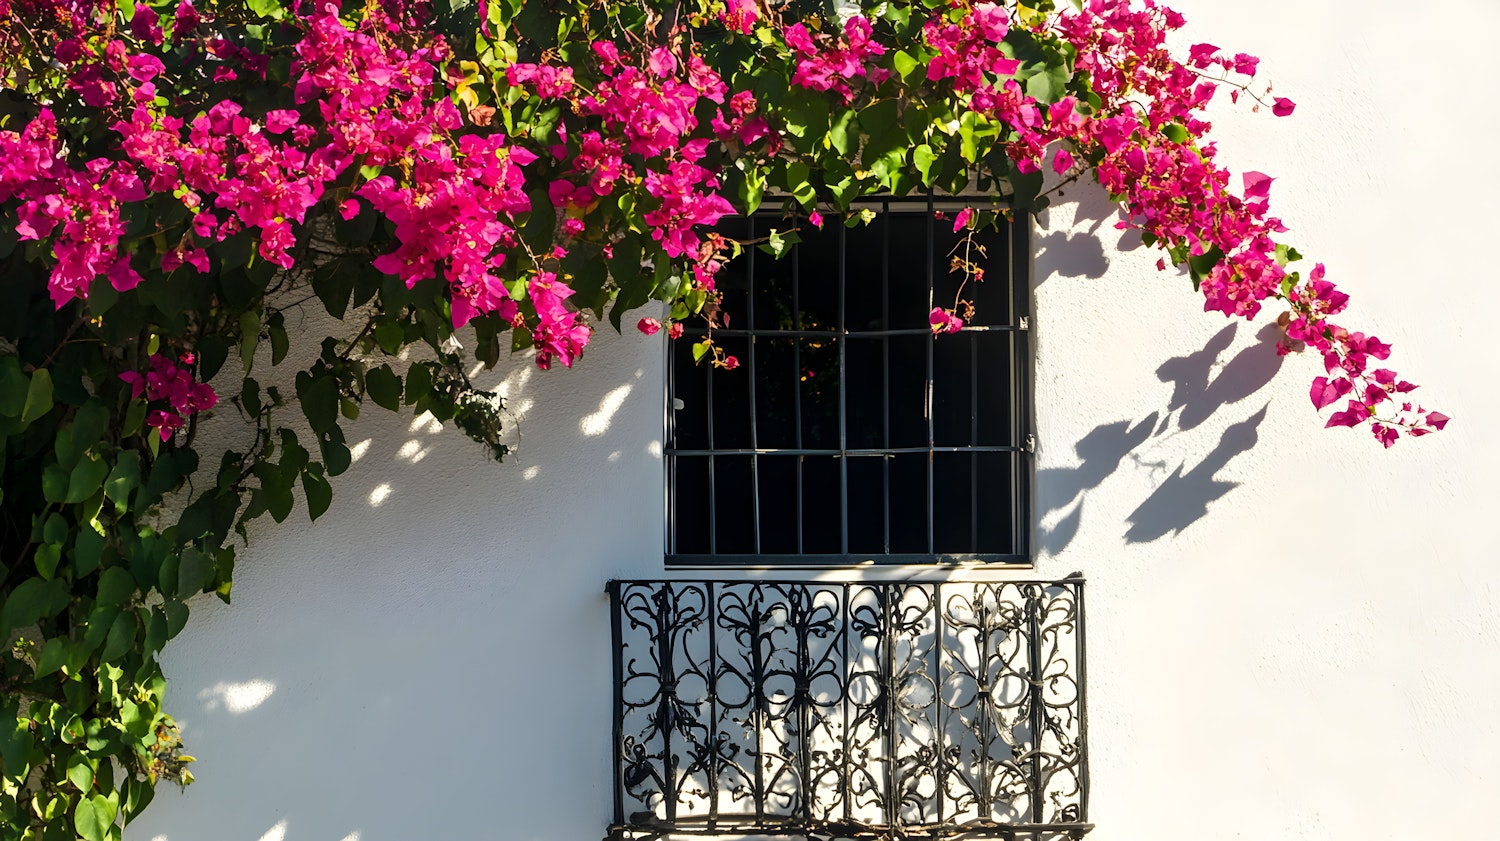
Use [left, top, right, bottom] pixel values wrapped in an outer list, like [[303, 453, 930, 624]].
[[666, 196, 1032, 565]]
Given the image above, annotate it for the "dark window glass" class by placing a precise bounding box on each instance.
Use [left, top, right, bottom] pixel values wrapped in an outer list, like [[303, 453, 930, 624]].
[[666, 198, 1030, 565]]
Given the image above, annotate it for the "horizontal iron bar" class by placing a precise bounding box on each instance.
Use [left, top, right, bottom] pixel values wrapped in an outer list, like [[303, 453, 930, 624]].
[[663, 552, 1031, 567], [688, 326, 1023, 338], [665, 446, 1026, 456]]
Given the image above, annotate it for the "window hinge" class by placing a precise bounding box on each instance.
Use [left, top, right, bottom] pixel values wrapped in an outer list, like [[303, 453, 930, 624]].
[[1024, 433, 1036, 453], [1019, 316, 1030, 331]]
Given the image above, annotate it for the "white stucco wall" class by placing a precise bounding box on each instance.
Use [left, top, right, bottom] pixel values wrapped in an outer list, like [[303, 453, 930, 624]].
[[127, 1, 1500, 839]]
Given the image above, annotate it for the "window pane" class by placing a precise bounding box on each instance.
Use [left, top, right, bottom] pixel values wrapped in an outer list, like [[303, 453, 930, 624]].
[[714, 215, 752, 319], [888, 335, 929, 450], [975, 333, 1017, 447], [845, 212, 887, 333], [795, 226, 841, 332], [975, 452, 1017, 554], [757, 455, 799, 554], [933, 453, 975, 554], [845, 337, 885, 450], [846, 455, 888, 555], [965, 224, 1013, 327], [933, 331, 974, 448], [886, 213, 932, 330], [713, 455, 756, 555], [801, 456, 842, 554], [671, 337, 709, 451], [673, 456, 710, 554], [755, 335, 798, 449], [888, 453, 928, 554], [709, 335, 752, 450], [800, 336, 839, 450]]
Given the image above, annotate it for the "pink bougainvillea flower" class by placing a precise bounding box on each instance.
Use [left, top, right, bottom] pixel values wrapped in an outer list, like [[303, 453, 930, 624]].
[[638, 317, 662, 336], [1272, 97, 1296, 117], [720, 355, 740, 371], [930, 307, 964, 334], [952, 207, 974, 233]]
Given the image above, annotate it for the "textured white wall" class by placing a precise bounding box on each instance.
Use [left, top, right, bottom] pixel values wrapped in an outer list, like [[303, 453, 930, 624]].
[[127, 1, 1500, 840]]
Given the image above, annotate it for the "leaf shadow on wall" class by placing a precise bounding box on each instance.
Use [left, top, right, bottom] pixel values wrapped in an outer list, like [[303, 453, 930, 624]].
[[1037, 321, 1284, 554], [1032, 185, 1145, 285]]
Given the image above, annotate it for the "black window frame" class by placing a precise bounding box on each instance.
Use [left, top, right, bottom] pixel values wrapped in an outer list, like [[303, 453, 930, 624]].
[[664, 194, 1032, 567]]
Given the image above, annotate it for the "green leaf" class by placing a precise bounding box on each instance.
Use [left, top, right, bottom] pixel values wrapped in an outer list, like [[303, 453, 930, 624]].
[[403, 363, 432, 406], [104, 452, 141, 511], [893, 50, 920, 81], [0, 356, 27, 417], [197, 334, 230, 381], [692, 341, 711, 363], [100, 611, 136, 662], [913, 143, 938, 185], [21, 368, 53, 425], [42, 464, 69, 502], [239, 310, 261, 374], [1161, 123, 1190, 144], [828, 109, 858, 157], [36, 638, 70, 677], [268, 311, 289, 365], [374, 319, 404, 355], [66, 755, 94, 793], [301, 465, 332, 521], [65, 453, 110, 504], [245, 0, 285, 19], [34, 542, 62, 580], [97, 567, 137, 608], [1, 577, 70, 633], [74, 529, 104, 577], [163, 600, 189, 640], [177, 546, 214, 596], [295, 372, 339, 434], [73, 794, 116, 841], [365, 365, 402, 411]]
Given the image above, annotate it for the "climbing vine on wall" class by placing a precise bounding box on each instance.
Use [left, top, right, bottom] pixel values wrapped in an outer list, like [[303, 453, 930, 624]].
[[0, 0, 1446, 836]]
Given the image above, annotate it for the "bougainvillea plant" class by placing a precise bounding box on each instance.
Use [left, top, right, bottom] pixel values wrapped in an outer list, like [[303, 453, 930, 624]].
[[0, 0, 1445, 836]]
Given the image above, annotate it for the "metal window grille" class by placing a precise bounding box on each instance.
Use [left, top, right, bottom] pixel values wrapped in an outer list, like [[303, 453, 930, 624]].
[[607, 578, 1090, 840], [666, 196, 1032, 566]]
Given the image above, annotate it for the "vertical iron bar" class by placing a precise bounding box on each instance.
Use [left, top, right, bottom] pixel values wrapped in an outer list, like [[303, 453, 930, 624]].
[[752, 585, 766, 824], [1027, 585, 1044, 825], [1010, 214, 1032, 557], [925, 192, 936, 554], [610, 581, 625, 827], [1075, 580, 1090, 823], [841, 582, 852, 826], [662, 585, 678, 825], [747, 217, 762, 554], [708, 581, 720, 828], [793, 244, 804, 554], [971, 333, 979, 553], [975, 587, 991, 819], [839, 220, 849, 554], [881, 202, 892, 555], [665, 332, 675, 556], [933, 581, 945, 825], [707, 353, 717, 555], [882, 584, 898, 836], [798, 587, 812, 827]]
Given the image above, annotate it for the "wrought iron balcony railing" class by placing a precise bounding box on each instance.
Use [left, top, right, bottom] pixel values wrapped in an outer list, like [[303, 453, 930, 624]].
[[607, 579, 1089, 840]]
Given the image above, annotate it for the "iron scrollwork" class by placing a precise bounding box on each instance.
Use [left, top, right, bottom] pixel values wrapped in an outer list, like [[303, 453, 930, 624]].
[[607, 579, 1089, 840]]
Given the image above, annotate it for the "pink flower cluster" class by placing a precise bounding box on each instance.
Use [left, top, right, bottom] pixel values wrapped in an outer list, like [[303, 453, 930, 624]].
[[119, 353, 218, 441], [784, 16, 888, 102], [1051, 0, 1441, 444]]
